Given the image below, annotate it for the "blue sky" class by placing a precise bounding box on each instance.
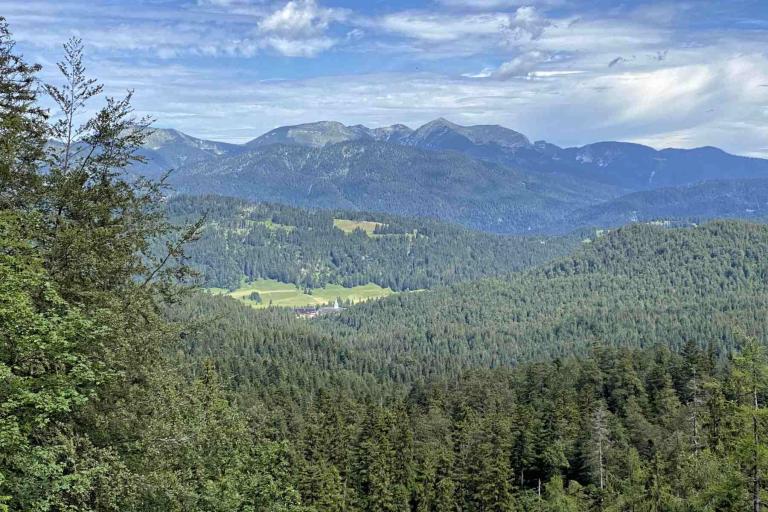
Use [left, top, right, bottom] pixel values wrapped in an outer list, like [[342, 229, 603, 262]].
[[6, 0, 768, 155]]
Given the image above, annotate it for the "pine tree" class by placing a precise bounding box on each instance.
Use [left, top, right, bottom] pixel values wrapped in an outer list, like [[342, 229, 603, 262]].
[[731, 336, 768, 512], [0, 17, 47, 210], [41, 36, 198, 307], [589, 403, 610, 493], [0, 24, 300, 510]]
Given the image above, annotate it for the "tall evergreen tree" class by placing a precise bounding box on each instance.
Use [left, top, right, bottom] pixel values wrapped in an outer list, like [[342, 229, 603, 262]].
[[0, 18, 46, 210]]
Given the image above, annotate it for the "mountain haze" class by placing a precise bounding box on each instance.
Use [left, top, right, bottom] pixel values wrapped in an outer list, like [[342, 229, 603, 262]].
[[140, 120, 768, 233], [170, 140, 613, 233], [247, 121, 416, 148], [138, 128, 243, 176]]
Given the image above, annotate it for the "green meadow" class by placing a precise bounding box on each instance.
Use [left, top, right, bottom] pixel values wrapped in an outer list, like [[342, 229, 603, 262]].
[[209, 278, 394, 309], [333, 218, 384, 235]]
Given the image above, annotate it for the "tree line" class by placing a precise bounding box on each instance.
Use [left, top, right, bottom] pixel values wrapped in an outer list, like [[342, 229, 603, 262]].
[[278, 341, 768, 511]]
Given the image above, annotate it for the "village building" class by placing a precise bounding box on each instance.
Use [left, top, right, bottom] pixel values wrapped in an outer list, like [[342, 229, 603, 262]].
[[295, 299, 345, 319]]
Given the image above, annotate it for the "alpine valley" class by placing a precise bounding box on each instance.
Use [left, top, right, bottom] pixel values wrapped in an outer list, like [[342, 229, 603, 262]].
[[6, 7, 768, 512]]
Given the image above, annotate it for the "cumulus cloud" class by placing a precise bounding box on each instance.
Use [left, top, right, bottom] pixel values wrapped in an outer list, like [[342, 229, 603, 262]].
[[258, 0, 338, 37], [495, 51, 547, 77], [257, 0, 345, 57], [502, 6, 550, 41]]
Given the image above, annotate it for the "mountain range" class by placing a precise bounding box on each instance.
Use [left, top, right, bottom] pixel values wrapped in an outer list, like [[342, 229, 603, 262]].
[[139, 119, 768, 233]]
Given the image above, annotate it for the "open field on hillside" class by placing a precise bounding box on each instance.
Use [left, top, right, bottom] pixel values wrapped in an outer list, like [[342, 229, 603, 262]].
[[333, 218, 384, 235], [209, 278, 394, 308]]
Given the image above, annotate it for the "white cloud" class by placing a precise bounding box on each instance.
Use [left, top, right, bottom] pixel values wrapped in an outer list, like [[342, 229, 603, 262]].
[[492, 50, 549, 78], [378, 6, 549, 44], [503, 6, 550, 41], [257, 0, 345, 56], [263, 36, 336, 57], [533, 17, 668, 54], [466, 50, 559, 79], [134, 47, 768, 157], [259, 0, 338, 37], [7, 0, 344, 58], [379, 12, 508, 42]]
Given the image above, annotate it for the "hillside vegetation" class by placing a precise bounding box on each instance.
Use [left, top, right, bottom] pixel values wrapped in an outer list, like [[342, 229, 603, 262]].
[[316, 220, 768, 380], [167, 220, 768, 511], [169, 141, 615, 233], [5, 22, 768, 512], [168, 220, 768, 400], [211, 278, 394, 308], [569, 178, 768, 227], [168, 195, 580, 291]]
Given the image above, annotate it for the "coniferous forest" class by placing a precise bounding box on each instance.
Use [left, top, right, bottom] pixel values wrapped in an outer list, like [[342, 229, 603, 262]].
[[165, 195, 580, 291], [2, 19, 768, 512]]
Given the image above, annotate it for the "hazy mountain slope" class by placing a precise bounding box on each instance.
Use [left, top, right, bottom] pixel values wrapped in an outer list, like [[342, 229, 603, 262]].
[[403, 117, 532, 151], [553, 143, 768, 190], [170, 140, 618, 233], [139, 121, 768, 233], [398, 120, 768, 191], [246, 121, 372, 148], [137, 128, 243, 176], [247, 121, 416, 148], [567, 178, 768, 228], [364, 123, 414, 143], [151, 121, 768, 194]]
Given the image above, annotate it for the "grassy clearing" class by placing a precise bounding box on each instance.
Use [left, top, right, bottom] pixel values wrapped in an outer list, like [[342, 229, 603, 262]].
[[256, 220, 295, 232], [209, 279, 394, 309], [333, 218, 384, 236]]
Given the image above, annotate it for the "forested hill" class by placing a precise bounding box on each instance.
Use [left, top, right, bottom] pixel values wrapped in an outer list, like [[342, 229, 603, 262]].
[[314, 220, 768, 379], [171, 219, 768, 398], [168, 195, 580, 291], [7, 21, 768, 511], [567, 178, 768, 228], [166, 220, 768, 512]]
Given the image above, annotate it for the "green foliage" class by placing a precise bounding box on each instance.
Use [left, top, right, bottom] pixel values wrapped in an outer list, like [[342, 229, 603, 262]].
[[571, 178, 768, 229], [0, 25, 306, 511], [4, 17, 768, 512], [0, 18, 47, 210], [167, 219, 768, 510], [312, 220, 768, 380], [0, 213, 107, 510], [167, 195, 578, 291], [207, 344, 763, 512]]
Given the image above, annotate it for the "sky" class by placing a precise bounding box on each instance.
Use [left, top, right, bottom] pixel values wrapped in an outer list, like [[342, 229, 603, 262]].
[[5, 0, 768, 155]]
